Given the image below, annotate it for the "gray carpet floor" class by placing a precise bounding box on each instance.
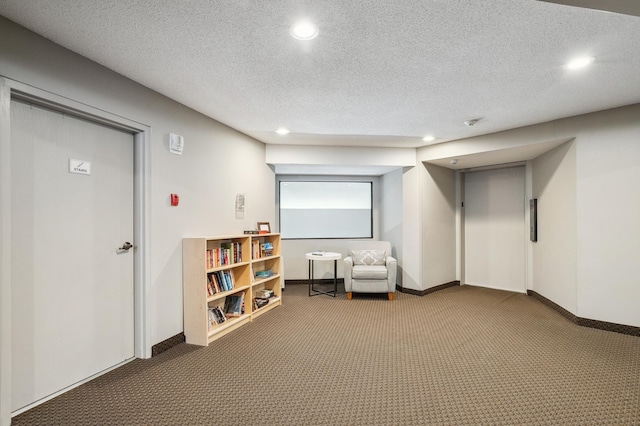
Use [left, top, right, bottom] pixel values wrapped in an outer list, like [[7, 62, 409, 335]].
[[13, 283, 640, 425]]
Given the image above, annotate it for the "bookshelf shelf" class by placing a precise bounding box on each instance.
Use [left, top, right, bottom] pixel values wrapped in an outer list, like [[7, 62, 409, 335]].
[[183, 233, 282, 346], [207, 314, 251, 336], [206, 284, 251, 303], [206, 261, 250, 274], [252, 274, 280, 287]]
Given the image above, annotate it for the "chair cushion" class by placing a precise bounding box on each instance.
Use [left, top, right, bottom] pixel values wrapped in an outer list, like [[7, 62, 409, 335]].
[[350, 249, 386, 266], [352, 265, 388, 280]]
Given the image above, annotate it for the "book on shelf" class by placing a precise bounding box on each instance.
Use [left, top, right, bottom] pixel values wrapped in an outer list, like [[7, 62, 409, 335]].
[[251, 239, 260, 259], [254, 270, 273, 279], [208, 306, 227, 329], [253, 297, 268, 310], [206, 277, 214, 296], [207, 273, 221, 294], [206, 241, 242, 268], [207, 270, 235, 294], [260, 242, 273, 258], [221, 241, 243, 264], [253, 294, 277, 310], [253, 289, 276, 310], [227, 270, 235, 290], [224, 294, 245, 317], [255, 289, 274, 299]]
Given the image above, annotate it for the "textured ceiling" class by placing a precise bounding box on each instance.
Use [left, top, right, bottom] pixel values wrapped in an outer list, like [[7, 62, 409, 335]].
[[1, 1, 639, 149]]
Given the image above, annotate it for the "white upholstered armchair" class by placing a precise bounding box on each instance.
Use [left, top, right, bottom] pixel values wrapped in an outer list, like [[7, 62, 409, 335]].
[[343, 241, 397, 300]]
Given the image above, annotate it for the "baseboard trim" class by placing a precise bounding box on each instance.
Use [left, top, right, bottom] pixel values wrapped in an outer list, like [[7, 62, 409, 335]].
[[526, 290, 578, 322], [398, 280, 460, 296], [152, 333, 186, 357], [286, 279, 461, 297], [527, 290, 640, 337]]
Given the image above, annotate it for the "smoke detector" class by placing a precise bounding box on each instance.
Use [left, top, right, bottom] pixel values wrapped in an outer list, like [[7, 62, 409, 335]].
[[464, 118, 481, 127]]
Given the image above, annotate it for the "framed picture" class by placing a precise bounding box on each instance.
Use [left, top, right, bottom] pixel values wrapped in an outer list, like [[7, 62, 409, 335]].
[[257, 222, 271, 234]]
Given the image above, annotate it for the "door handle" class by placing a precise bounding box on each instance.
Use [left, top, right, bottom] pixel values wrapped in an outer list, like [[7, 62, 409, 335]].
[[118, 241, 133, 251]]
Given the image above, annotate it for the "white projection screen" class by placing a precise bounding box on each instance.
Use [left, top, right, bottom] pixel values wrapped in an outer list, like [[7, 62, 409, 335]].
[[280, 181, 372, 239]]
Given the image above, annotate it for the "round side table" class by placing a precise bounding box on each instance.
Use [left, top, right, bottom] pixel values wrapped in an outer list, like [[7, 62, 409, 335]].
[[305, 252, 342, 297]]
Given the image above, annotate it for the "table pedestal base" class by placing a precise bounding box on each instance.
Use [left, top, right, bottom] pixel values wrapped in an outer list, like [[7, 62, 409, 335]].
[[308, 258, 338, 297]]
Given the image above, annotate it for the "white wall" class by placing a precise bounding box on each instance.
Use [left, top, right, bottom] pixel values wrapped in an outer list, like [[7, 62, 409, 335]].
[[380, 169, 403, 285], [0, 17, 275, 351], [419, 163, 457, 289], [401, 166, 422, 290], [575, 112, 640, 327], [276, 175, 380, 280], [435, 104, 640, 327], [268, 144, 414, 283], [0, 77, 11, 426], [266, 144, 416, 168], [533, 141, 577, 313]]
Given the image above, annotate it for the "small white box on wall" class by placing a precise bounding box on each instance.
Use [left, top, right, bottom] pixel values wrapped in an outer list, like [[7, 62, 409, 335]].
[[169, 133, 184, 155]]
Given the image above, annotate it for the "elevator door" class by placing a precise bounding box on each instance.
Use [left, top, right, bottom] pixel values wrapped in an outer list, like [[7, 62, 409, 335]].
[[464, 167, 526, 293]]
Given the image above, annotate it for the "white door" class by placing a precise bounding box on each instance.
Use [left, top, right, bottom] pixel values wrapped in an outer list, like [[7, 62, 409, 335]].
[[10, 100, 135, 412], [464, 166, 526, 293]]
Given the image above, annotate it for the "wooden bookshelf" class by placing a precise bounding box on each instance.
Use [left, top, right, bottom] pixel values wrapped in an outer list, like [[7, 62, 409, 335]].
[[183, 233, 282, 346], [250, 233, 283, 319]]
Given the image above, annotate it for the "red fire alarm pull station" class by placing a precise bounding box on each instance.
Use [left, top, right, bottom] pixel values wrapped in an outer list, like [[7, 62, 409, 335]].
[[170, 194, 179, 206]]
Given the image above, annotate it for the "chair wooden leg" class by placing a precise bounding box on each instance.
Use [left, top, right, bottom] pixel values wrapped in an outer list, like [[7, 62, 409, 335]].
[[347, 292, 352, 300], [388, 292, 394, 301]]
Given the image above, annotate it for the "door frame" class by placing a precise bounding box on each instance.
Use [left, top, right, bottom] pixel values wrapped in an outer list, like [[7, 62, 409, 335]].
[[458, 162, 533, 293], [0, 77, 151, 423]]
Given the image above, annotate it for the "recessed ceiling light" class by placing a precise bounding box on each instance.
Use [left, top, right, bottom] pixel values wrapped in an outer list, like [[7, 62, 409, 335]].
[[565, 56, 595, 70], [289, 21, 319, 40], [422, 135, 436, 142], [275, 128, 290, 135]]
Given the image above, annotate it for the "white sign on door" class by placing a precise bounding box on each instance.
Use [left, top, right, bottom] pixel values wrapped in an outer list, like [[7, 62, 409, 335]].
[[69, 158, 91, 175]]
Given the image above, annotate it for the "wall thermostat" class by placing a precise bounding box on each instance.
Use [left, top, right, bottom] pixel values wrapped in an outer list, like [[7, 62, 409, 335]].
[[169, 133, 184, 155]]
